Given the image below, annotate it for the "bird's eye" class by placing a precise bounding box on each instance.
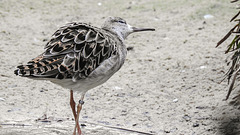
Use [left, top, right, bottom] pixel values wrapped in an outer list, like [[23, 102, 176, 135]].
[[118, 20, 126, 24]]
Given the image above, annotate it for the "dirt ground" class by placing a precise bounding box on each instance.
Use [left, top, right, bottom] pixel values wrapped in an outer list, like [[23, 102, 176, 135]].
[[0, 0, 240, 135]]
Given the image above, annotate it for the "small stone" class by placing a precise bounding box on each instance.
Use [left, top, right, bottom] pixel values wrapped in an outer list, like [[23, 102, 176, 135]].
[[196, 106, 205, 109], [198, 27, 204, 30], [127, 46, 134, 51], [200, 66, 206, 69], [164, 130, 170, 133], [183, 114, 191, 121], [113, 86, 123, 90], [132, 123, 137, 126], [43, 38, 48, 42], [81, 124, 86, 127], [204, 14, 214, 19], [193, 123, 199, 127], [126, 6, 131, 10], [41, 120, 51, 123], [173, 98, 178, 103], [57, 119, 63, 122], [82, 116, 88, 119]]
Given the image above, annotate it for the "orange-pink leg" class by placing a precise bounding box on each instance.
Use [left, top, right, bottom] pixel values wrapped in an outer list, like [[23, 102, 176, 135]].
[[70, 90, 81, 135], [73, 93, 85, 135]]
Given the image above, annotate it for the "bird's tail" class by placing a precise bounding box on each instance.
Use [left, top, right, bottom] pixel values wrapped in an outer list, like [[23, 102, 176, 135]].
[[14, 54, 63, 78]]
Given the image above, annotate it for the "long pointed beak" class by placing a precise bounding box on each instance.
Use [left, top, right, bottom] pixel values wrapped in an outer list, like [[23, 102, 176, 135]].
[[131, 26, 155, 32]]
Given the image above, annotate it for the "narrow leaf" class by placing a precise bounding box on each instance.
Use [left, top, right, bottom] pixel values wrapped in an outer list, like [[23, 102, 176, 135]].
[[230, 11, 240, 22]]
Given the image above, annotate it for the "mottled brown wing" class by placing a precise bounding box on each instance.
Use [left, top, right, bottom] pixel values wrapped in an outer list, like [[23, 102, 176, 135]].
[[14, 22, 117, 80]]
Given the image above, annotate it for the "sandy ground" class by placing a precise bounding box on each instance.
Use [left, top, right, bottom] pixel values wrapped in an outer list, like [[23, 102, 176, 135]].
[[0, 0, 240, 135]]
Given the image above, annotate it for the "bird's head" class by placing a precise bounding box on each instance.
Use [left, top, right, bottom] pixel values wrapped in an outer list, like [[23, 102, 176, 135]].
[[101, 17, 155, 40]]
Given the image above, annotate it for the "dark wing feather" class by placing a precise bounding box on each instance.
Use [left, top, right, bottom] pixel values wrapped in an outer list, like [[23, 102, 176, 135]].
[[14, 22, 118, 80]]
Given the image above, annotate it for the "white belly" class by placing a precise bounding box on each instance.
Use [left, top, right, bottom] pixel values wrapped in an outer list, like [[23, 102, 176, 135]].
[[49, 53, 125, 93]]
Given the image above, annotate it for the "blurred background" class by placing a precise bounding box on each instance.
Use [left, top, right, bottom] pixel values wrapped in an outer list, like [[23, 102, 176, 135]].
[[0, 0, 239, 134]]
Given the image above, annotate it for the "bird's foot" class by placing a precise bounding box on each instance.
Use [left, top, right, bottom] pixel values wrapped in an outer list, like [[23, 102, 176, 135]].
[[77, 126, 82, 135]]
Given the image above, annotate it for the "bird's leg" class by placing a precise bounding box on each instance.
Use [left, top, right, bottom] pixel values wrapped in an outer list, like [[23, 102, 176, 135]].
[[70, 90, 81, 135], [70, 90, 77, 118], [74, 93, 86, 135]]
